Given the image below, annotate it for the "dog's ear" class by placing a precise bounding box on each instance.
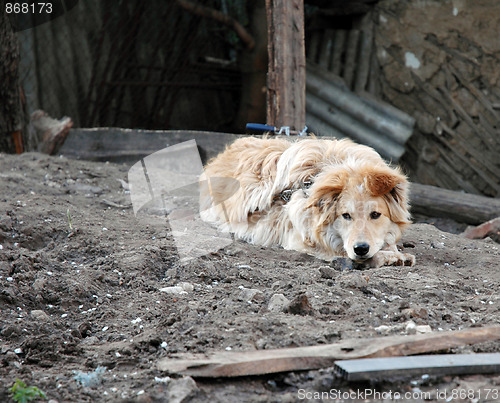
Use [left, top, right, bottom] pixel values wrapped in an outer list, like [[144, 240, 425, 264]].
[[365, 167, 411, 224], [306, 168, 348, 209], [365, 167, 406, 196]]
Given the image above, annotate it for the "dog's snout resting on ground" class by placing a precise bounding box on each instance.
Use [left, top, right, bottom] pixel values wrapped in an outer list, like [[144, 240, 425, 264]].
[[200, 137, 415, 267]]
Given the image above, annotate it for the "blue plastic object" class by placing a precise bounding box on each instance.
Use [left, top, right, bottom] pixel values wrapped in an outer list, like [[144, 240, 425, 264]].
[[246, 123, 276, 133]]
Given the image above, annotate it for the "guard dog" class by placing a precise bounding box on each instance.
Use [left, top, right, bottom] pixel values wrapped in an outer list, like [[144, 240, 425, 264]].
[[199, 137, 415, 267]]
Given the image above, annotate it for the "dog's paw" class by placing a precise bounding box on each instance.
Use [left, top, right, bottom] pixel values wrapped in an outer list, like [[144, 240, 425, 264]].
[[370, 251, 415, 268]]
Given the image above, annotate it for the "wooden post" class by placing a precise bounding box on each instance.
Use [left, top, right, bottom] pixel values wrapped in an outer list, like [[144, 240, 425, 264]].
[[266, 0, 306, 131]]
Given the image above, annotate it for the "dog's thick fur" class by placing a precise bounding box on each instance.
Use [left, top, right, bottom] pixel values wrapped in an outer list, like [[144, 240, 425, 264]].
[[200, 137, 415, 267]]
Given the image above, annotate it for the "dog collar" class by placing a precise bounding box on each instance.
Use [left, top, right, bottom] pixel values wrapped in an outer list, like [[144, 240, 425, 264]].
[[273, 180, 313, 204]]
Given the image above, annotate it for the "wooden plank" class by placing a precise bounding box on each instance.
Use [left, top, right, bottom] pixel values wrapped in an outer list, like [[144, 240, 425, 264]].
[[335, 353, 500, 381], [59, 128, 239, 164], [266, 0, 306, 131], [156, 326, 500, 377], [410, 183, 500, 225]]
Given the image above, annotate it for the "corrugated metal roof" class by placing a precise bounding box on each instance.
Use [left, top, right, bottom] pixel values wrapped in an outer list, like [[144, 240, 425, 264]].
[[306, 63, 415, 161]]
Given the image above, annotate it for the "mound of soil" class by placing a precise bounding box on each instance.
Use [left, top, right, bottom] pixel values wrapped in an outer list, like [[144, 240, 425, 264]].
[[0, 152, 499, 402]]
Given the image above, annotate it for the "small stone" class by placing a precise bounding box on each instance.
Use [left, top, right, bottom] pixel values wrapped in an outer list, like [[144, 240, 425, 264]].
[[178, 282, 194, 292], [159, 286, 187, 295], [374, 325, 391, 334], [330, 257, 354, 271], [416, 325, 432, 334], [286, 294, 315, 316], [405, 320, 417, 334], [4, 351, 19, 362], [431, 241, 445, 249], [237, 287, 263, 302], [30, 310, 50, 321], [319, 266, 337, 279], [267, 293, 290, 313], [166, 376, 199, 403]]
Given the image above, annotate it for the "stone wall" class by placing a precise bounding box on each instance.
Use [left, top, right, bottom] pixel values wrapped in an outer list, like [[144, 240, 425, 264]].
[[373, 0, 500, 197]]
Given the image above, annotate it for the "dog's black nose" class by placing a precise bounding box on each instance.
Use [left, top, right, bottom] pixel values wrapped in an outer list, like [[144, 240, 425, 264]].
[[354, 243, 370, 257]]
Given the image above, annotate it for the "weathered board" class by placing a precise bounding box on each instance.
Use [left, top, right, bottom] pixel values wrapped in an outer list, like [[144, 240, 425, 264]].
[[60, 128, 239, 164], [157, 326, 500, 377]]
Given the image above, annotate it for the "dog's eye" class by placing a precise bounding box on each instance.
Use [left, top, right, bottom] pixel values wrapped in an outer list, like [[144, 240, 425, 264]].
[[370, 211, 381, 219], [342, 213, 352, 220]]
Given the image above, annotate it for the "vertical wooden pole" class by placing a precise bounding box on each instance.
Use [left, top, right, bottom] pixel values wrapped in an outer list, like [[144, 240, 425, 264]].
[[266, 0, 306, 131]]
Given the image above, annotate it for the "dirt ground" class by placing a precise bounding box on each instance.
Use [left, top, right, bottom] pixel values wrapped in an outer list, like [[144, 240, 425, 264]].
[[0, 151, 499, 402]]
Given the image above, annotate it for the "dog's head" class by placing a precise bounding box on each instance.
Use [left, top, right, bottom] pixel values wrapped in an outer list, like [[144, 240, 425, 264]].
[[304, 163, 411, 261]]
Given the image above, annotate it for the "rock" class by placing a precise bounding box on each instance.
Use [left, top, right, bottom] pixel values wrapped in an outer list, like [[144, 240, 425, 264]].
[[178, 282, 194, 292], [166, 376, 199, 403], [405, 320, 417, 334], [431, 241, 445, 249], [402, 307, 429, 319], [319, 266, 337, 279], [4, 351, 19, 362], [159, 286, 186, 295], [330, 257, 354, 271], [336, 273, 369, 290], [159, 282, 193, 295], [267, 294, 290, 313], [374, 325, 391, 334], [30, 310, 50, 321], [286, 294, 315, 316], [416, 325, 432, 334], [237, 286, 264, 302]]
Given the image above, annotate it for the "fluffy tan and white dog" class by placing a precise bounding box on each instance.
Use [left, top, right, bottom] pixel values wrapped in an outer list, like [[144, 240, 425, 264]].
[[200, 137, 415, 267]]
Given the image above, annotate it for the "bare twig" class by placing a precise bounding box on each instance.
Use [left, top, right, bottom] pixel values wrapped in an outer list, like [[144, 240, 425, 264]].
[[176, 0, 255, 50]]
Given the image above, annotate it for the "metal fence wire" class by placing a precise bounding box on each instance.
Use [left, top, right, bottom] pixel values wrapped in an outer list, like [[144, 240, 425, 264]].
[[17, 0, 248, 131]]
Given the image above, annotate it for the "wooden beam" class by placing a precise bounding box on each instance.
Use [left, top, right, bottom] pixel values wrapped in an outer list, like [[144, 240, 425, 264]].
[[266, 0, 306, 131], [410, 183, 500, 225], [156, 326, 500, 377]]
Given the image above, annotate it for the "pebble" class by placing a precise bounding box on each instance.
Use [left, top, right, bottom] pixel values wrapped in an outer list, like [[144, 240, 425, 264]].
[[30, 310, 50, 321], [330, 257, 356, 271], [237, 286, 263, 302], [405, 320, 417, 334], [178, 282, 194, 292], [416, 325, 432, 334], [286, 294, 314, 316], [267, 293, 290, 313], [374, 325, 391, 334], [165, 376, 199, 403], [431, 241, 445, 249], [319, 266, 337, 279], [159, 282, 194, 295]]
